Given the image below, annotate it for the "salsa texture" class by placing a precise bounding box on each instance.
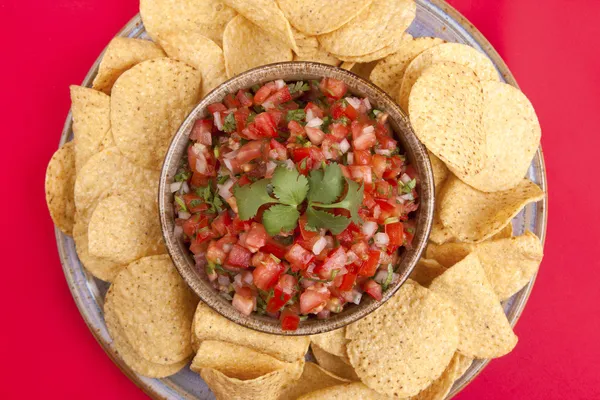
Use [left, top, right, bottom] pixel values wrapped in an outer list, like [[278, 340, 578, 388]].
[[172, 78, 419, 330]]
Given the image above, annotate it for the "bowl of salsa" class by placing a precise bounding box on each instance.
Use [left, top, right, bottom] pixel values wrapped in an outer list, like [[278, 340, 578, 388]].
[[159, 62, 434, 335]]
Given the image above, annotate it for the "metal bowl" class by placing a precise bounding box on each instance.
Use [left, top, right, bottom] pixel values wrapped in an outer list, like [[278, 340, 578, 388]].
[[158, 62, 435, 336]]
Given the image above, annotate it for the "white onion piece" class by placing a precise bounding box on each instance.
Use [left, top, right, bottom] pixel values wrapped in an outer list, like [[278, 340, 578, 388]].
[[400, 193, 414, 201], [217, 179, 234, 200], [375, 148, 392, 156], [223, 149, 239, 159], [170, 182, 182, 193], [362, 125, 375, 135], [178, 211, 191, 220], [363, 98, 372, 110], [223, 158, 234, 172], [396, 196, 406, 205], [374, 269, 389, 284], [218, 275, 230, 286], [361, 221, 378, 238], [312, 236, 327, 255], [351, 291, 363, 305], [339, 139, 350, 153], [222, 243, 233, 253], [173, 225, 183, 238], [301, 278, 315, 289], [345, 97, 362, 110], [181, 181, 190, 194], [284, 159, 295, 169], [306, 117, 323, 128], [306, 108, 315, 122], [306, 127, 325, 145], [233, 273, 243, 289], [400, 173, 412, 184], [266, 161, 277, 177], [374, 232, 389, 247], [345, 250, 358, 265], [242, 271, 254, 285], [262, 101, 275, 109], [214, 112, 223, 131], [347, 152, 354, 164], [275, 79, 285, 89]]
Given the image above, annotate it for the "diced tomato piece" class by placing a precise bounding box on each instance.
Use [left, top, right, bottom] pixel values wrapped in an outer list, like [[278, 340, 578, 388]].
[[285, 243, 315, 271], [188, 144, 216, 176], [232, 287, 256, 316], [236, 140, 266, 164], [253, 258, 285, 291], [267, 109, 285, 128], [372, 154, 388, 179], [288, 120, 306, 138], [223, 93, 241, 109], [305, 102, 325, 119], [280, 309, 300, 331], [403, 220, 415, 247], [300, 285, 330, 314], [315, 247, 346, 279], [261, 236, 288, 259], [353, 130, 377, 150], [263, 86, 292, 107], [254, 82, 277, 105], [233, 107, 250, 134], [306, 127, 325, 145], [190, 119, 213, 146], [206, 240, 226, 264], [266, 275, 297, 313], [182, 194, 207, 213], [354, 150, 372, 166], [190, 172, 210, 188], [374, 180, 393, 199], [336, 222, 361, 245], [339, 264, 359, 291], [331, 101, 357, 121], [385, 222, 404, 247], [292, 147, 312, 163], [320, 78, 347, 100], [383, 155, 404, 179], [253, 112, 278, 138], [358, 250, 381, 277], [329, 122, 349, 141], [244, 222, 268, 252], [211, 212, 232, 237], [189, 240, 208, 255], [363, 279, 383, 301], [269, 139, 288, 160], [226, 244, 252, 268], [349, 165, 372, 184], [298, 215, 318, 241], [182, 213, 209, 237], [236, 89, 254, 107], [207, 103, 227, 114], [404, 165, 418, 180]]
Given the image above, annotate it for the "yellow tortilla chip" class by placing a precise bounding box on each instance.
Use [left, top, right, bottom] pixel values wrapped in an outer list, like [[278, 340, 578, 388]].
[[45, 141, 76, 235], [429, 253, 518, 358], [399, 42, 499, 111], [349, 62, 378, 80], [223, 15, 294, 78], [458, 81, 542, 192], [159, 31, 228, 97], [223, 0, 298, 52], [491, 222, 513, 240], [339, 62, 356, 71], [192, 302, 309, 363], [69, 86, 111, 172], [412, 353, 469, 400], [410, 258, 447, 287], [346, 280, 459, 397], [140, 0, 236, 47], [277, 0, 373, 35], [429, 150, 449, 192], [409, 62, 486, 177], [297, 382, 389, 400], [370, 36, 445, 98], [310, 344, 358, 381], [439, 175, 545, 242], [334, 32, 411, 63], [105, 293, 189, 378], [191, 340, 291, 380], [109, 255, 198, 364], [111, 58, 201, 169], [428, 175, 456, 245], [318, 0, 415, 57], [310, 328, 347, 358], [87, 191, 166, 265], [278, 362, 350, 400], [92, 37, 166, 95]]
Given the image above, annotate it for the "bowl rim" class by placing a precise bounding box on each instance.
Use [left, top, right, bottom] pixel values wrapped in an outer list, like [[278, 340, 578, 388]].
[[159, 61, 435, 335]]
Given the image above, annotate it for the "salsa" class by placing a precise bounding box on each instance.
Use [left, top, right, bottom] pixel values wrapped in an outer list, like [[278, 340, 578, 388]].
[[172, 78, 419, 331]]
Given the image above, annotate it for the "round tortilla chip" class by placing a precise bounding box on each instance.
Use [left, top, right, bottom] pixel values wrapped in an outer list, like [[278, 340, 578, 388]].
[[297, 382, 389, 400], [310, 344, 358, 381], [370, 36, 444, 98], [399, 42, 499, 111], [45, 141, 76, 235], [278, 362, 350, 400], [104, 292, 189, 378], [345, 280, 459, 398], [409, 62, 487, 177], [491, 222, 513, 240], [412, 352, 468, 400], [318, 0, 415, 57], [409, 258, 447, 287], [429, 253, 518, 358], [334, 32, 411, 63], [277, 0, 373, 35], [310, 328, 347, 359], [140, 0, 236, 47], [458, 81, 542, 192], [191, 340, 291, 380], [339, 62, 356, 71], [349, 62, 378, 80], [439, 175, 545, 242], [429, 150, 449, 192], [159, 31, 228, 97], [69, 86, 111, 172], [87, 191, 166, 265], [192, 302, 309, 363], [110, 255, 198, 365], [223, 15, 294, 78], [111, 58, 202, 170], [92, 37, 166, 95], [222, 0, 298, 53]]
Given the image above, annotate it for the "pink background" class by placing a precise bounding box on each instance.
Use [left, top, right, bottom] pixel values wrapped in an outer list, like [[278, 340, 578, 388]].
[[1, 0, 599, 398]]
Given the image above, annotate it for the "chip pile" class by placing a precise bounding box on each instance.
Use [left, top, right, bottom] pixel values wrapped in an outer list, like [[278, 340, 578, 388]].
[[44, 0, 546, 398]]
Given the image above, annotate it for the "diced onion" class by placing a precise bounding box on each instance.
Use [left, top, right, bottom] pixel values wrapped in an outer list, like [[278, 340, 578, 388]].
[[214, 112, 223, 131], [170, 182, 182, 193], [301, 278, 315, 289], [339, 139, 350, 153], [275, 79, 285, 89], [396, 195, 406, 205], [351, 291, 363, 305], [400, 173, 412, 184], [374, 232, 389, 247], [373, 204, 381, 219], [262, 101, 275, 109], [218, 275, 230, 286], [361, 221, 378, 238], [345, 97, 362, 110], [362, 125, 375, 135], [223, 158, 234, 172], [173, 225, 183, 238], [181, 181, 190, 194], [284, 159, 295, 169], [242, 271, 254, 285], [306, 108, 315, 122], [222, 243, 233, 253], [345, 250, 358, 265], [363, 98, 372, 110], [217, 179, 234, 200], [347, 152, 354, 164], [265, 161, 277, 177], [399, 193, 414, 201], [178, 211, 191, 220], [374, 269, 389, 284], [306, 117, 323, 128], [233, 273, 243, 289], [312, 236, 327, 255], [375, 148, 392, 156]]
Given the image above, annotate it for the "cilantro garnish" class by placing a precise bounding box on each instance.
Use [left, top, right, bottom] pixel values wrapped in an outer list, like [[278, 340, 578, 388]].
[[320, 116, 333, 132], [247, 112, 257, 124], [401, 178, 417, 194], [174, 195, 187, 212], [174, 170, 191, 182], [382, 264, 394, 291], [334, 116, 350, 126], [306, 207, 350, 235], [310, 178, 364, 223], [307, 163, 343, 204], [263, 204, 300, 236], [286, 109, 306, 123], [195, 185, 224, 213], [233, 179, 278, 220], [289, 81, 309, 94], [271, 166, 309, 206], [222, 112, 236, 133]]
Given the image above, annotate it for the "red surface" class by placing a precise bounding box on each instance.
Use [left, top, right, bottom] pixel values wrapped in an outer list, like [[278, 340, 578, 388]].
[[1, 0, 599, 398]]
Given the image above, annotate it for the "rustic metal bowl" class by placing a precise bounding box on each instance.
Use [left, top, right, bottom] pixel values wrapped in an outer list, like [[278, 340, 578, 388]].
[[158, 62, 435, 335]]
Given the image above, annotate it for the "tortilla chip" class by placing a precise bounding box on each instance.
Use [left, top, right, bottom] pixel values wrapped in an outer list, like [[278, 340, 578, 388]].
[[346, 280, 459, 397], [109, 255, 198, 364], [277, 0, 373, 35], [318, 0, 415, 57], [399, 42, 499, 111], [334, 32, 411, 63], [429, 151, 449, 192], [278, 362, 350, 400], [140, 0, 236, 47], [105, 293, 189, 378], [192, 302, 309, 363], [297, 382, 389, 400], [45, 141, 76, 235], [69, 86, 111, 172], [339, 62, 355, 71], [191, 340, 291, 380], [429, 253, 518, 358], [428, 178, 456, 245], [223, 0, 298, 52], [92, 37, 166, 95], [112, 58, 201, 169], [310, 344, 358, 381], [223, 15, 294, 78], [439, 175, 545, 242], [349, 62, 378, 80], [409, 62, 486, 177], [410, 258, 447, 287], [454, 353, 474, 378], [100, 129, 115, 149], [310, 328, 347, 358], [200, 362, 303, 400], [292, 29, 340, 66], [458, 81, 542, 192], [87, 191, 166, 265], [425, 242, 472, 269], [491, 222, 513, 240], [158, 32, 227, 97], [370, 36, 445, 98], [412, 353, 469, 400]]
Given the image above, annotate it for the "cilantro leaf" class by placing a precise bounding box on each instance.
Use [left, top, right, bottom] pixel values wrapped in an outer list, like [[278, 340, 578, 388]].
[[233, 179, 278, 220], [312, 178, 364, 223], [222, 112, 236, 133], [174, 195, 187, 212], [262, 204, 300, 236], [307, 163, 343, 204], [286, 109, 306, 123], [305, 206, 350, 235], [174, 170, 191, 182], [289, 81, 309, 94], [271, 165, 308, 206]]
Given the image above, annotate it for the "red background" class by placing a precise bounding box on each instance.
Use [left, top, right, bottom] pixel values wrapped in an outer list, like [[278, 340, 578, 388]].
[[1, 0, 599, 398]]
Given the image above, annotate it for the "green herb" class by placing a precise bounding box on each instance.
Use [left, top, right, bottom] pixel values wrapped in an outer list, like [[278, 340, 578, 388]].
[[189, 199, 203, 209], [384, 217, 399, 225], [233, 179, 278, 220], [369, 109, 383, 119], [269, 254, 281, 263], [320, 116, 332, 132], [271, 166, 309, 206], [286, 109, 306, 123], [174, 195, 187, 212], [299, 315, 309, 321], [330, 269, 340, 281], [205, 262, 216, 275], [253, 105, 265, 114], [401, 178, 417, 194], [251, 84, 261, 93], [311, 179, 364, 223], [215, 264, 235, 276], [217, 175, 230, 184], [174, 170, 191, 182], [263, 204, 300, 236], [289, 81, 309, 94], [307, 163, 343, 204], [213, 145, 220, 158], [247, 112, 257, 124], [222, 112, 236, 133], [305, 207, 351, 235], [335, 116, 350, 126], [382, 264, 394, 291]]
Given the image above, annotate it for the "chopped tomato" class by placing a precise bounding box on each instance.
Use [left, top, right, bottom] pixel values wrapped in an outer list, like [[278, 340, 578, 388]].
[[269, 139, 287, 160], [189, 119, 213, 146], [363, 279, 383, 301], [207, 240, 226, 264], [354, 149, 372, 165], [339, 264, 359, 291], [385, 222, 404, 247], [305, 102, 325, 119], [298, 215, 318, 240], [182, 194, 207, 213], [223, 93, 241, 109], [352, 127, 377, 150], [374, 180, 393, 199], [188, 144, 216, 176], [331, 100, 357, 121], [236, 89, 254, 107], [236, 140, 266, 164], [233, 107, 251, 134], [207, 103, 227, 114], [190, 173, 210, 188], [315, 247, 346, 279], [211, 212, 232, 237], [306, 127, 325, 145], [320, 78, 347, 100], [285, 243, 315, 271], [226, 244, 252, 268], [280, 309, 300, 331], [358, 250, 380, 277], [244, 222, 268, 252], [263, 86, 292, 107], [254, 82, 277, 104], [288, 120, 306, 138], [261, 236, 289, 259], [329, 122, 349, 141], [253, 112, 278, 138], [383, 155, 404, 179], [266, 274, 298, 313], [253, 258, 284, 291], [300, 285, 330, 314], [182, 213, 209, 237], [232, 287, 256, 315]]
